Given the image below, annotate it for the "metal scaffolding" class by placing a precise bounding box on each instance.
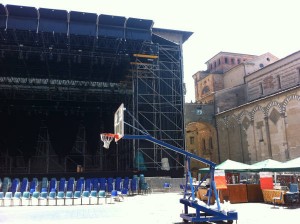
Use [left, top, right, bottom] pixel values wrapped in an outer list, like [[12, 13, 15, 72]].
[[31, 122, 63, 174], [131, 42, 185, 171], [0, 4, 189, 177]]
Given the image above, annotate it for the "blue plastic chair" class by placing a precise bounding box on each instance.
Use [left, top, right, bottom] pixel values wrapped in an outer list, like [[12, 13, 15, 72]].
[[130, 178, 138, 195], [91, 178, 99, 191], [31, 191, 40, 206], [123, 177, 129, 190], [67, 177, 75, 192], [41, 177, 48, 190], [0, 192, 4, 206], [39, 192, 48, 206], [98, 190, 106, 204], [85, 179, 92, 192], [121, 188, 129, 198], [11, 179, 20, 195], [65, 191, 73, 206], [29, 179, 38, 195], [109, 190, 119, 204], [20, 178, 28, 194], [288, 183, 299, 205], [163, 183, 171, 192], [107, 178, 114, 193], [289, 183, 299, 193], [75, 178, 84, 192], [12, 192, 21, 206], [73, 191, 81, 205], [48, 191, 56, 206], [90, 190, 98, 205], [81, 190, 90, 205], [58, 178, 66, 192], [141, 182, 151, 194], [99, 178, 107, 191], [3, 192, 12, 206], [49, 178, 57, 192], [21, 191, 30, 206], [56, 191, 65, 206], [115, 177, 122, 191]]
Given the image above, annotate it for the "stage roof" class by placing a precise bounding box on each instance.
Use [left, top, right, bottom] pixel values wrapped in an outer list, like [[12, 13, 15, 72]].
[[0, 3, 192, 104], [0, 4, 192, 43]]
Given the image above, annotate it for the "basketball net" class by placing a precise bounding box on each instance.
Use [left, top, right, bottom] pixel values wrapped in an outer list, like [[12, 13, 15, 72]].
[[100, 133, 119, 149]]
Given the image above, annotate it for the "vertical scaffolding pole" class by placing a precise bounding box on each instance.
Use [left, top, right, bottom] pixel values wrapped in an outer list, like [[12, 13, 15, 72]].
[[35, 121, 51, 173], [131, 42, 185, 171]]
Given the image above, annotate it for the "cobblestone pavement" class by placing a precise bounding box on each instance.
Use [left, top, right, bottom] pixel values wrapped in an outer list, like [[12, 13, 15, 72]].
[[0, 192, 299, 224]]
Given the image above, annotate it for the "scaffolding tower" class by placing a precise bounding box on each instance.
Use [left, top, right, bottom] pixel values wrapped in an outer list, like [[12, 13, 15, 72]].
[[32, 121, 63, 173], [131, 42, 185, 171]]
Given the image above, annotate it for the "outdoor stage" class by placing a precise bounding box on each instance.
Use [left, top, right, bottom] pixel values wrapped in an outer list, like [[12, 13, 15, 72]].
[[0, 3, 192, 178]]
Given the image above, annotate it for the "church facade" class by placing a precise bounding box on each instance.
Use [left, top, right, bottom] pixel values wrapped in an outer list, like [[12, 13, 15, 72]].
[[185, 50, 300, 176], [216, 50, 300, 164]]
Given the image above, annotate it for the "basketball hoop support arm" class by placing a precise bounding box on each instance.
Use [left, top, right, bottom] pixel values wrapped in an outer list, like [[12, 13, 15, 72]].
[[122, 134, 221, 210], [123, 134, 216, 166], [109, 103, 237, 223]]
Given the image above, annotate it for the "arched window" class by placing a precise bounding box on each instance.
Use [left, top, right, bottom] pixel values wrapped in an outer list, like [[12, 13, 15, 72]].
[[202, 86, 210, 95], [209, 137, 213, 149], [259, 82, 264, 95], [190, 136, 194, 144], [202, 139, 206, 151], [277, 75, 281, 89]]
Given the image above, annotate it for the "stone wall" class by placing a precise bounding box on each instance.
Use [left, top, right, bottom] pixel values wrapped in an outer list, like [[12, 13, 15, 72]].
[[215, 84, 247, 113], [246, 51, 300, 101], [216, 87, 300, 164], [223, 64, 245, 89], [184, 103, 215, 125], [223, 53, 278, 89]]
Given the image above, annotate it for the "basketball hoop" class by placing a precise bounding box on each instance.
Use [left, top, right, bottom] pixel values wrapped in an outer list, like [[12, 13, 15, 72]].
[[100, 133, 119, 149]]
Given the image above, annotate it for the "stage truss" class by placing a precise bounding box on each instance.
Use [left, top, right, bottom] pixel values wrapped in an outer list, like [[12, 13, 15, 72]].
[[0, 4, 187, 176]]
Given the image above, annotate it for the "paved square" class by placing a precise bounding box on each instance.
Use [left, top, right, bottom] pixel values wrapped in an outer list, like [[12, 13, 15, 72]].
[[0, 192, 299, 224]]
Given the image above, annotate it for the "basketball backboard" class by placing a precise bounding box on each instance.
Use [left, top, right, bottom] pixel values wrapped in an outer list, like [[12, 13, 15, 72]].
[[114, 103, 125, 141]]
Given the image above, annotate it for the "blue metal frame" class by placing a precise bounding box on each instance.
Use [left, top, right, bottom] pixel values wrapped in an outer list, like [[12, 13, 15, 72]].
[[123, 134, 238, 223]]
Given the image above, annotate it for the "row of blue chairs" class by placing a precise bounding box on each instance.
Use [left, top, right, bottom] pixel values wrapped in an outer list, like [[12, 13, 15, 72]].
[[0, 177, 43, 194], [0, 176, 139, 195], [0, 188, 126, 206], [0, 175, 146, 207]]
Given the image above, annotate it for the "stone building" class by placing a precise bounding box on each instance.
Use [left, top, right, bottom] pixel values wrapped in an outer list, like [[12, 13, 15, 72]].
[[215, 52, 278, 112], [185, 103, 217, 176], [186, 52, 267, 175], [217, 50, 300, 164], [184, 50, 297, 176]]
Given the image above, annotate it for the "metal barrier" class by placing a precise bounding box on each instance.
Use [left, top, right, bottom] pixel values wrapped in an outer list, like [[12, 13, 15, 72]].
[[145, 177, 185, 192]]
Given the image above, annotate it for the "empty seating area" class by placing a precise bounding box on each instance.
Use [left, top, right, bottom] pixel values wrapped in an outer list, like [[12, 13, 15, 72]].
[[0, 175, 150, 206]]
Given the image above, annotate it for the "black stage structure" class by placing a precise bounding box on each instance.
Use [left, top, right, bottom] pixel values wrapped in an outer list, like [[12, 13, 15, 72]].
[[0, 4, 192, 178]]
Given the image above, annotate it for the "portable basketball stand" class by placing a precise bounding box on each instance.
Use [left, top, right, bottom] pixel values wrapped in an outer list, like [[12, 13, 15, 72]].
[[101, 104, 238, 223]]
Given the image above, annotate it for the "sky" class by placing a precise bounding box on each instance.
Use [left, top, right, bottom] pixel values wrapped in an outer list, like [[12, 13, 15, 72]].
[[2, 0, 300, 102]]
